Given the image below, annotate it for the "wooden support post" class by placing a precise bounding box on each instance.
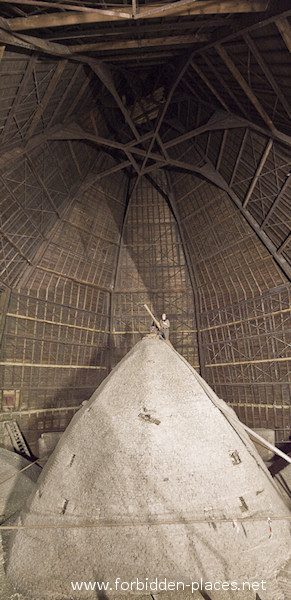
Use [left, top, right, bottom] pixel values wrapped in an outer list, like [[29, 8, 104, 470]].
[[242, 139, 273, 208], [109, 174, 133, 371], [165, 172, 207, 379], [216, 44, 276, 133]]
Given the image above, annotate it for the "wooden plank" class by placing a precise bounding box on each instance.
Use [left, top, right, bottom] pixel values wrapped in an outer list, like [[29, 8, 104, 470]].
[[0, 45, 5, 61], [244, 32, 291, 119], [190, 60, 229, 111], [276, 16, 291, 53], [6, 1, 269, 31], [69, 34, 208, 53], [205, 357, 291, 367], [25, 60, 67, 140], [216, 44, 276, 133], [0, 361, 107, 369], [242, 139, 273, 208]]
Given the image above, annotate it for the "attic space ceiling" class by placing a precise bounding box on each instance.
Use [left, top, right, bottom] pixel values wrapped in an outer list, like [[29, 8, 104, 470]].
[[0, 0, 290, 455]]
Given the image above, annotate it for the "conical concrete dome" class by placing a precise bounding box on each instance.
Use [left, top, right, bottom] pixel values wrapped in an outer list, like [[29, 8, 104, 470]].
[[7, 337, 291, 599]]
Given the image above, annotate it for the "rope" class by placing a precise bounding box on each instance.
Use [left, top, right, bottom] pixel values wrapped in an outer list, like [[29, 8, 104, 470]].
[[0, 515, 290, 531]]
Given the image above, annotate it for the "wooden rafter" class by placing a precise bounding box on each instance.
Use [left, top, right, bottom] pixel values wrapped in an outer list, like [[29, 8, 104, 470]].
[[48, 64, 83, 127], [216, 44, 276, 133], [195, 152, 291, 280], [68, 34, 208, 54], [90, 61, 140, 141], [68, 141, 83, 179], [200, 52, 249, 119], [64, 73, 92, 121], [5, 1, 269, 31], [25, 60, 67, 140], [190, 60, 229, 112], [242, 139, 273, 208], [243, 33, 291, 120], [216, 130, 228, 171], [230, 129, 248, 187], [276, 16, 291, 53]]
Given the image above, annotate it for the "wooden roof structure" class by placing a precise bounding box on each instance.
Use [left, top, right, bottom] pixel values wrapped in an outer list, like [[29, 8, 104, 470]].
[[0, 0, 290, 455]]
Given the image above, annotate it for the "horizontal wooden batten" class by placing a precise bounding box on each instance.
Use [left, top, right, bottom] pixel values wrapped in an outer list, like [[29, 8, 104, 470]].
[[6, 313, 108, 334], [68, 34, 208, 54], [0, 362, 107, 369], [205, 357, 290, 367]]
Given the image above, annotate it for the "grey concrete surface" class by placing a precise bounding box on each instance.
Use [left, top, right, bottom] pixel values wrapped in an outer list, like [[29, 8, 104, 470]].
[[0, 448, 41, 600], [6, 337, 291, 600]]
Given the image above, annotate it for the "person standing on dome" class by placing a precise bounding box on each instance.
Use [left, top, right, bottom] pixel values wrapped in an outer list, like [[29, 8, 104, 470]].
[[160, 313, 170, 340]]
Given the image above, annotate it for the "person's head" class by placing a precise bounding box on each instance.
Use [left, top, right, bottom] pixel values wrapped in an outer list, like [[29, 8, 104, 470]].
[[162, 313, 166, 321]]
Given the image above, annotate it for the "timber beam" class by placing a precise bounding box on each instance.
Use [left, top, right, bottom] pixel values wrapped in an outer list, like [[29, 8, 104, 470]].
[[4, 1, 270, 31]]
